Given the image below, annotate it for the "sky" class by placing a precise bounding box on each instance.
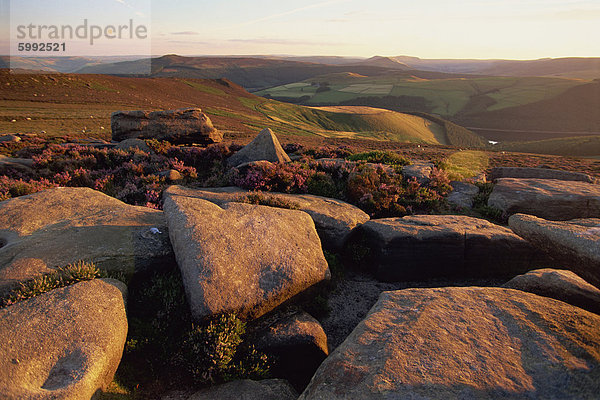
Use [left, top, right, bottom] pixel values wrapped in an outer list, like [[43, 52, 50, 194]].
[[1, 0, 599, 59]]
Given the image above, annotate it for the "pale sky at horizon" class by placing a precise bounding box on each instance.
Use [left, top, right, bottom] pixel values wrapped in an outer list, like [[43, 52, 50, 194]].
[[1, 0, 599, 59]]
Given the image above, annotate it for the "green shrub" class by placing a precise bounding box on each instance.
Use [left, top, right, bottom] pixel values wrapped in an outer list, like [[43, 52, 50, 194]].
[[303, 294, 330, 319], [306, 172, 338, 198], [180, 314, 270, 384], [116, 268, 270, 393], [472, 182, 505, 223], [472, 182, 495, 209], [1, 260, 100, 307], [324, 250, 344, 281], [347, 150, 410, 166]]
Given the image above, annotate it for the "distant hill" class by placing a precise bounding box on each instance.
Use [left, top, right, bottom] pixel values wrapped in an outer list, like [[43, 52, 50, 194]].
[[0, 56, 146, 73], [350, 56, 411, 70], [0, 69, 474, 147], [392, 56, 600, 79], [75, 55, 397, 91]]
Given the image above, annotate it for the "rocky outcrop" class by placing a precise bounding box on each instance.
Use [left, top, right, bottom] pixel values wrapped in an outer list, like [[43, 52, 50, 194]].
[[300, 287, 600, 399], [401, 161, 434, 184], [447, 181, 479, 209], [344, 215, 548, 282], [227, 128, 291, 167], [503, 269, 600, 314], [163, 188, 330, 321], [0, 155, 34, 172], [0, 279, 128, 399], [490, 167, 595, 183], [508, 214, 600, 288], [165, 186, 369, 251], [0, 134, 21, 143], [254, 311, 328, 390], [114, 138, 153, 153], [111, 108, 222, 145], [0, 187, 172, 294], [165, 379, 298, 400], [488, 178, 600, 220]]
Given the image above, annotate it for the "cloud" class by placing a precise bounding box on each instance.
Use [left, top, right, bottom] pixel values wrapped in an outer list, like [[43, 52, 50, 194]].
[[171, 31, 201, 35], [228, 38, 342, 46], [551, 8, 600, 20], [234, 0, 350, 27], [167, 40, 209, 44]]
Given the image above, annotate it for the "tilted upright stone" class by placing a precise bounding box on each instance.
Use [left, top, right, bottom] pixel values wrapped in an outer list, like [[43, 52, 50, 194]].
[[111, 108, 222, 145], [227, 128, 291, 167], [163, 188, 330, 321]]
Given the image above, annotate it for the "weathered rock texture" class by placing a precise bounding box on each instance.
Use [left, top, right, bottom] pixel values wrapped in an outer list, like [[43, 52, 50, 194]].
[[401, 161, 434, 184], [344, 215, 548, 282], [490, 167, 595, 183], [254, 311, 328, 390], [509, 214, 600, 288], [175, 379, 298, 400], [488, 178, 600, 220], [0, 155, 34, 172], [165, 186, 369, 251], [0, 279, 128, 400], [447, 181, 479, 209], [114, 138, 153, 153], [0, 187, 172, 294], [0, 134, 21, 143], [300, 287, 600, 400], [163, 188, 330, 321], [227, 128, 291, 167], [503, 269, 600, 315], [111, 108, 222, 145]]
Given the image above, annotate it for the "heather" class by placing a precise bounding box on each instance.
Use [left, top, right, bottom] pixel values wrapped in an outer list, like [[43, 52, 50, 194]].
[[1, 138, 451, 217], [0, 138, 232, 208], [233, 152, 451, 218]]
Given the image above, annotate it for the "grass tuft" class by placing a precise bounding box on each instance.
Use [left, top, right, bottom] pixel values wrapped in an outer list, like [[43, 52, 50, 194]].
[[347, 150, 411, 166], [1, 260, 101, 307], [234, 192, 301, 210]]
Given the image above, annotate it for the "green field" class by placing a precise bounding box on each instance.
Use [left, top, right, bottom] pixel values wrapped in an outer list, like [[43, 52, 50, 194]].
[[256, 73, 585, 118]]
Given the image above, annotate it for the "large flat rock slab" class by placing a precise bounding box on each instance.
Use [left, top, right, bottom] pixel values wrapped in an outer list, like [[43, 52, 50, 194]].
[[509, 214, 600, 288], [300, 287, 600, 400], [488, 178, 600, 220], [111, 107, 222, 145], [163, 189, 330, 321], [165, 186, 369, 251], [0, 188, 172, 294], [503, 268, 600, 315], [490, 167, 595, 183], [0, 279, 128, 399], [344, 215, 548, 282]]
